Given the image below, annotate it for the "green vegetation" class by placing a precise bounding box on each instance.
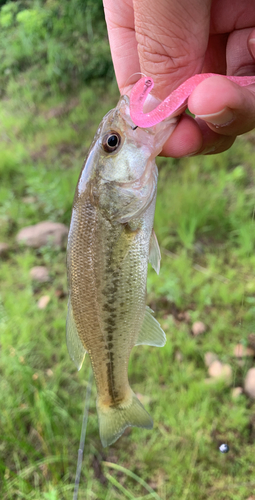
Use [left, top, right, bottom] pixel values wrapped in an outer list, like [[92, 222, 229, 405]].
[[0, 0, 113, 100], [1, 1, 255, 499]]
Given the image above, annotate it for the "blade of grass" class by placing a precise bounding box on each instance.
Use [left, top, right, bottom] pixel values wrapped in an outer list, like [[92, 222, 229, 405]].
[[104, 472, 135, 499], [103, 462, 163, 500]]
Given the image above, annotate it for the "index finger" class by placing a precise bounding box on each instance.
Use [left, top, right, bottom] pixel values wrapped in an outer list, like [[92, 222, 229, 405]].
[[103, 0, 141, 94]]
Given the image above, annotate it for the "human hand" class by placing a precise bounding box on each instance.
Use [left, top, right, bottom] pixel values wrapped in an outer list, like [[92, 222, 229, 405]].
[[103, 0, 255, 157]]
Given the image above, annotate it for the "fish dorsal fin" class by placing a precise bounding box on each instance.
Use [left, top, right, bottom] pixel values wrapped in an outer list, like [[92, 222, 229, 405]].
[[66, 298, 87, 370], [135, 306, 166, 347], [149, 229, 161, 274]]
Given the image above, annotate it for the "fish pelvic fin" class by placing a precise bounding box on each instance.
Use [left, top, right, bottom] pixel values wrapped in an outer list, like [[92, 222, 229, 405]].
[[135, 306, 166, 347], [149, 228, 161, 274], [97, 391, 153, 447]]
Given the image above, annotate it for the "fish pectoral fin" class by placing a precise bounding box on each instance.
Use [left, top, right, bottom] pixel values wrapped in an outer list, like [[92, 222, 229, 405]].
[[66, 298, 87, 370], [111, 223, 140, 265], [135, 306, 166, 347], [149, 229, 161, 274]]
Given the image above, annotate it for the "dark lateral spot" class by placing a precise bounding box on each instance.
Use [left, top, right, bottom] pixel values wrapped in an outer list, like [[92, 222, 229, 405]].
[[106, 318, 116, 328], [102, 285, 117, 296], [106, 328, 114, 336], [103, 303, 116, 313], [106, 362, 115, 400], [105, 284, 118, 295], [108, 342, 113, 350], [109, 312, 117, 319], [107, 298, 115, 305], [106, 265, 114, 271], [108, 335, 113, 341]]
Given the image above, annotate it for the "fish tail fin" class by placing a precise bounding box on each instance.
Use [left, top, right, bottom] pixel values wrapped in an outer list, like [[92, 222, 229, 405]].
[[97, 391, 153, 447]]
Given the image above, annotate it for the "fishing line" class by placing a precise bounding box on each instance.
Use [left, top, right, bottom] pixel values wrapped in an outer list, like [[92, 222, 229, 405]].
[[123, 72, 147, 95], [73, 362, 93, 500]]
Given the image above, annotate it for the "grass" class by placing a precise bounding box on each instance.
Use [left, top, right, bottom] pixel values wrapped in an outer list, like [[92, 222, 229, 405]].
[[1, 76, 255, 499]]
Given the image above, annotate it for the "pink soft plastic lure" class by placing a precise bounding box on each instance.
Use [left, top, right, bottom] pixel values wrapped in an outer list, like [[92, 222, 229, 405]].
[[130, 73, 255, 128]]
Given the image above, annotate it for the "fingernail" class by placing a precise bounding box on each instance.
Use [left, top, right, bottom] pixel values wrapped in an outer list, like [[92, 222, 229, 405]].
[[183, 149, 201, 157], [196, 107, 235, 127], [201, 146, 216, 155]]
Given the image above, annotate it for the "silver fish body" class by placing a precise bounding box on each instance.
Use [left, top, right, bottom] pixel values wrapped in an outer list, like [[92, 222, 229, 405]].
[[66, 95, 176, 447]]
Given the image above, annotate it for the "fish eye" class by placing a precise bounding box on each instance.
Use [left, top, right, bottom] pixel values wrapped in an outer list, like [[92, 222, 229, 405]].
[[102, 131, 121, 153]]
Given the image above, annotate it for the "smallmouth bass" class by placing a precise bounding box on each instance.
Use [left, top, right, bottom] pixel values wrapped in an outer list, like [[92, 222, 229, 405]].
[[66, 94, 176, 447]]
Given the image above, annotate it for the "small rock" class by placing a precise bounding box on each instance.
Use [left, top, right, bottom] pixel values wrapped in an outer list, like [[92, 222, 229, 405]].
[[232, 387, 243, 399], [192, 321, 206, 336], [208, 360, 223, 378], [234, 344, 255, 358], [244, 368, 255, 399], [30, 266, 49, 282], [0, 242, 10, 257], [37, 295, 50, 309], [22, 196, 37, 204], [204, 352, 218, 367], [208, 360, 232, 384], [46, 369, 53, 377], [16, 221, 68, 249]]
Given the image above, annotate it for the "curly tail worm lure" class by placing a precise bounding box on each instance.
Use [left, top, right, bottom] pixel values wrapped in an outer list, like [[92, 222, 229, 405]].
[[130, 74, 255, 128]]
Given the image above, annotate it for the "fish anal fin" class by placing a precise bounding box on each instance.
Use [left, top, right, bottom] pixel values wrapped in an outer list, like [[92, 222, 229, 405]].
[[66, 298, 87, 370], [97, 390, 153, 447], [135, 306, 166, 347], [149, 229, 161, 274]]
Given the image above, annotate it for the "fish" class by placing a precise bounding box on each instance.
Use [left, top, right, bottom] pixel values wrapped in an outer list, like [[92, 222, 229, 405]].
[[66, 92, 177, 447]]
